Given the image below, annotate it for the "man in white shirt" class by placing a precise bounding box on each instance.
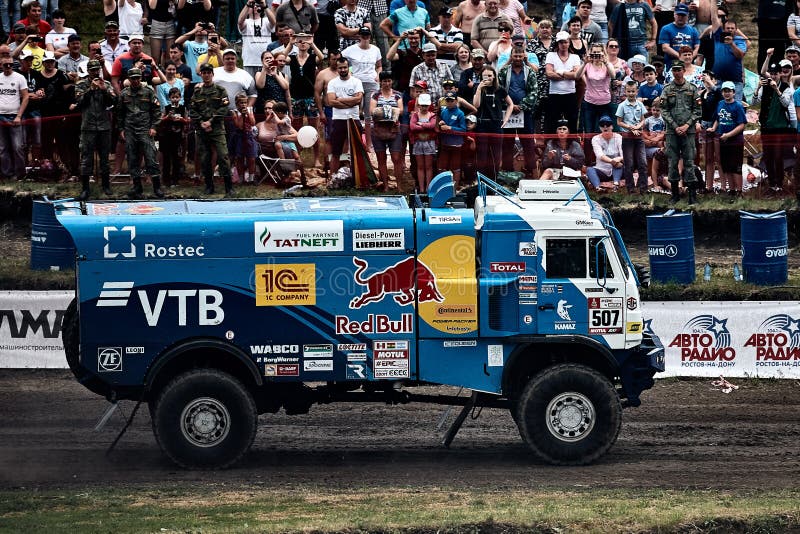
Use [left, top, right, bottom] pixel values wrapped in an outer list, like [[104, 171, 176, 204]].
[[213, 48, 257, 109], [0, 59, 29, 179], [342, 26, 381, 143], [326, 56, 363, 173]]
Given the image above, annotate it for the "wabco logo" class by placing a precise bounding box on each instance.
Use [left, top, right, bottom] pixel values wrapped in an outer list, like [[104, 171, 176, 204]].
[[349, 256, 443, 309], [103, 226, 205, 258], [96, 282, 224, 326], [649, 244, 678, 258]]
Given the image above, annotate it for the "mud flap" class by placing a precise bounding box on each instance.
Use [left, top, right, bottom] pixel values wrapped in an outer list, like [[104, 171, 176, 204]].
[[442, 391, 479, 448]]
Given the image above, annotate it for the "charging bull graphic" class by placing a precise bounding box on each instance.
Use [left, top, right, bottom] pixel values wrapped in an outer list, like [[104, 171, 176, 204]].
[[349, 256, 444, 309]]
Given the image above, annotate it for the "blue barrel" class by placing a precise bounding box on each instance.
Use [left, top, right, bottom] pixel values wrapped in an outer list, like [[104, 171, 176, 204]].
[[740, 210, 788, 285], [646, 211, 695, 284], [30, 200, 75, 271]]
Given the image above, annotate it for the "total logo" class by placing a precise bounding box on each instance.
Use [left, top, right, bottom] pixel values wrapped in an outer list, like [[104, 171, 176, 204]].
[[489, 262, 525, 273], [103, 226, 205, 259], [669, 314, 736, 364], [96, 282, 224, 326], [648, 244, 678, 258], [744, 314, 800, 363], [349, 256, 443, 309]]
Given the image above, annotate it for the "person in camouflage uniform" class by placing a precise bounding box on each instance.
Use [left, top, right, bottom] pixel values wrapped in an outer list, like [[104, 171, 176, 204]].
[[189, 62, 234, 196], [117, 68, 164, 198], [74, 59, 116, 200], [661, 59, 702, 204]]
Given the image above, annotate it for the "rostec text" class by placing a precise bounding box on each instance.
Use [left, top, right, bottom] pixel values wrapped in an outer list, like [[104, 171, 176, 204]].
[[335, 313, 413, 334], [143, 243, 205, 258]]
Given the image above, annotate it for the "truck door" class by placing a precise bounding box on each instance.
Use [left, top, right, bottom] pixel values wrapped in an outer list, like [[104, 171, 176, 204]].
[[536, 235, 626, 340]]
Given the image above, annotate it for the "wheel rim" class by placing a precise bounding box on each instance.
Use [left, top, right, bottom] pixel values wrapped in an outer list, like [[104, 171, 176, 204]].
[[180, 397, 231, 448], [545, 392, 595, 443]]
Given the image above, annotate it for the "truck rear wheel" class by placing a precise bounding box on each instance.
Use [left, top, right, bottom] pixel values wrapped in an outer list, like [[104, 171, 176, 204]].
[[516, 363, 621, 465], [152, 369, 257, 469]]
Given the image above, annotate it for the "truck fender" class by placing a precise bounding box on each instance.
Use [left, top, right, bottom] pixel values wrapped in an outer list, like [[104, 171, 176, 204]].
[[502, 336, 619, 397], [144, 338, 263, 397]]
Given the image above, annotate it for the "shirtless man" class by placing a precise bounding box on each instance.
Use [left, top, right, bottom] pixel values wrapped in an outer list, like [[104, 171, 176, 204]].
[[314, 49, 342, 169], [454, 0, 484, 45]]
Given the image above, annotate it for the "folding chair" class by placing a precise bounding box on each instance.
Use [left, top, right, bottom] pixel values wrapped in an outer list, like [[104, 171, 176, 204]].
[[257, 154, 305, 185]]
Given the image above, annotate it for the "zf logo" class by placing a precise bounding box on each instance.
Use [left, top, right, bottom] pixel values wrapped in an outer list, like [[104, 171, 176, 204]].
[[104, 226, 136, 258], [96, 283, 225, 326], [98, 347, 122, 372]]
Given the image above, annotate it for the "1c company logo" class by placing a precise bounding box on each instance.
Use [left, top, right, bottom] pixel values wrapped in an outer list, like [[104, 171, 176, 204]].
[[255, 264, 316, 306]]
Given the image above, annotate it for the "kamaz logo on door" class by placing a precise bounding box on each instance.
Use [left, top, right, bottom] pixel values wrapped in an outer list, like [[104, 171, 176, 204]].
[[95, 282, 224, 326]]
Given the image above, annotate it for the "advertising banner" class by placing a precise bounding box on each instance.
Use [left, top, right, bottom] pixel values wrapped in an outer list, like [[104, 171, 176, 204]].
[[643, 301, 800, 378], [2, 292, 799, 377], [0, 291, 72, 368]]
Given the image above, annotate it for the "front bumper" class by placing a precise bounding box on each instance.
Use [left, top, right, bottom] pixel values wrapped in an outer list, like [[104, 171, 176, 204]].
[[619, 332, 665, 407]]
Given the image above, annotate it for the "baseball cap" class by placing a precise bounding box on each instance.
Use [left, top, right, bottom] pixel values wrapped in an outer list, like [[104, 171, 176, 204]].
[[675, 3, 689, 14], [128, 34, 145, 42], [442, 78, 455, 86], [643, 64, 656, 72], [357, 26, 371, 36], [779, 59, 792, 68], [417, 93, 432, 105], [720, 81, 735, 90], [598, 115, 614, 126], [511, 34, 525, 43], [444, 91, 457, 100], [295, 32, 312, 38], [127, 67, 142, 78], [105, 20, 119, 28], [413, 79, 428, 89], [465, 114, 477, 123], [439, 7, 453, 16], [786, 45, 800, 54], [555, 31, 570, 42], [422, 42, 437, 53], [199, 62, 214, 72], [19, 50, 33, 60], [471, 48, 485, 58], [42, 51, 56, 62], [13, 22, 25, 32], [222, 48, 237, 56], [86, 59, 102, 70], [768, 63, 780, 73], [671, 59, 685, 70], [67, 33, 81, 43]]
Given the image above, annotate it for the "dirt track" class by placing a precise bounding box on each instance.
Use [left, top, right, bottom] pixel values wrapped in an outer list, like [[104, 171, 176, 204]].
[[2, 370, 800, 491]]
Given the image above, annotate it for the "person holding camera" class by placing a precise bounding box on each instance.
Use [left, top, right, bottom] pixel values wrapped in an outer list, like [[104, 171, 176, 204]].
[[756, 58, 796, 196], [472, 65, 513, 179], [110, 34, 159, 94], [239, 0, 276, 77], [195, 29, 230, 73], [74, 60, 116, 200], [576, 41, 614, 134], [13, 26, 45, 71], [709, 9, 746, 102], [175, 22, 211, 83]]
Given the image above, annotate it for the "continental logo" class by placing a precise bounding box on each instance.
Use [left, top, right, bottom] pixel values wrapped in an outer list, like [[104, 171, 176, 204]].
[[255, 264, 316, 306]]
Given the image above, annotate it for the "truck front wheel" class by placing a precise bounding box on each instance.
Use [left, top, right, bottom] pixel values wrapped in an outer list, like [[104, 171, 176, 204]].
[[152, 369, 257, 469], [516, 364, 621, 465]]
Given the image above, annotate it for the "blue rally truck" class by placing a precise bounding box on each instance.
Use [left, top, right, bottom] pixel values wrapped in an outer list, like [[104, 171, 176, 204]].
[[57, 176, 664, 468]]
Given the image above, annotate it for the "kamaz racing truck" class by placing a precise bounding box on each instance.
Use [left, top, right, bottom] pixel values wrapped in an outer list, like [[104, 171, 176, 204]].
[[57, 175, 664, 469]]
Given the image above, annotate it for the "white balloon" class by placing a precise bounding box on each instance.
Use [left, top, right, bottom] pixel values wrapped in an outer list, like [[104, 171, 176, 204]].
[[296, 125, 319, 148]]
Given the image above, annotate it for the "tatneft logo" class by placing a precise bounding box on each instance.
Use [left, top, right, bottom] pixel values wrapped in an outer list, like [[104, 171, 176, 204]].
[[254, 220, 344, 253], [103, 226, 205, 258]]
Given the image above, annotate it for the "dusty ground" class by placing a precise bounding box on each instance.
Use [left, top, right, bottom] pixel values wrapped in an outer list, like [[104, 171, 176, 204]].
[[1, 370, 799, 491]]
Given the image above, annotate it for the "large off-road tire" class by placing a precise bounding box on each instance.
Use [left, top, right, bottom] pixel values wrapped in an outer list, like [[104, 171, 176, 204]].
[[152, 369, 257, 469], [517, 363, 622, 465]]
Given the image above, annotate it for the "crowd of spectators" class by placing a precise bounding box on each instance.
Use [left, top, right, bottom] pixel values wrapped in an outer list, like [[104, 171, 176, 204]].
[[0, 0, 799, 201]]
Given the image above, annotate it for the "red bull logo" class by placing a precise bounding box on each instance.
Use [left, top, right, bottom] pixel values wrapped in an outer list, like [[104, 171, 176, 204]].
[[349, 256, 444, 309]]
